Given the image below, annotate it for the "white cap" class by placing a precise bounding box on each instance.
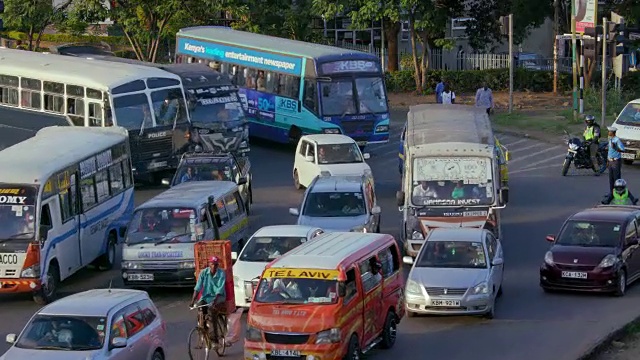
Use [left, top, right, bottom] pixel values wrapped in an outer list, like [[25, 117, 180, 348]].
[[607, 126, 618, 132]]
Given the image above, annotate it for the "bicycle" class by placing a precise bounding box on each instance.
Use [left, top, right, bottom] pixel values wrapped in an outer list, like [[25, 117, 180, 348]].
[[188, 302, 227, 359]]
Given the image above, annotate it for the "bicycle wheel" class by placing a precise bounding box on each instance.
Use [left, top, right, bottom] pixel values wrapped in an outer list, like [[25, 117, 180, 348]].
[[215, 316, 227, 356], [188, 327, 211, 360]]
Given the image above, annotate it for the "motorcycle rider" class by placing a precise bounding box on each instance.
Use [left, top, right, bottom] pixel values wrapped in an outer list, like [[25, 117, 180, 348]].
[[602, 179, 638, 205], [583, 114, 601, 174]]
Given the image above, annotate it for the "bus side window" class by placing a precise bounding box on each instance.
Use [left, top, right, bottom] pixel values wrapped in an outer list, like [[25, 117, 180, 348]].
[[343, 268, 357, 304], [266, 72, 278, 93], [88, 103, 103, 127], [303, 79, 318, 115], [40, 204, 52, 227]]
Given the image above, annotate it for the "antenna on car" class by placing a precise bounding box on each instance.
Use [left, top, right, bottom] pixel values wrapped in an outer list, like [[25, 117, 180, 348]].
[[108, 279, 113, 293]]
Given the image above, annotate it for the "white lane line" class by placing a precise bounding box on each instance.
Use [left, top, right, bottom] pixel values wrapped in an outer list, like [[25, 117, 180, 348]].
[[0, 124, 34, 132], [508, 142, 547, 153], [507, 146, 563, 163], [502, 139, 529, 147], [509, 164, 558, 174], [513, 153, 567, 171]]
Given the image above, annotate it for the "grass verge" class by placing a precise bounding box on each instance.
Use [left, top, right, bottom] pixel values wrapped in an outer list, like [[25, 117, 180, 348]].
[[491, 109, 584, 141]]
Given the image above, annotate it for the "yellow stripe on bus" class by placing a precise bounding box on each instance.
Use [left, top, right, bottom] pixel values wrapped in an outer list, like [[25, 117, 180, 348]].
[[264, 268, 341, 280], [219, 217, 249, 239]]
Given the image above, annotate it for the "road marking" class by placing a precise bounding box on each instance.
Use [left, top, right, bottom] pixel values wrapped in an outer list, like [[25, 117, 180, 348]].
[[502, 139, 529, 147], [0, 124, 34, 132], [508, 142, 546, 153], [515, 153, 567, 171], [507, 146, 563, 163]]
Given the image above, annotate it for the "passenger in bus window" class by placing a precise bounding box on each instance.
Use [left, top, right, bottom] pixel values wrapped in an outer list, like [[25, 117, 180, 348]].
[[256, 71, 266, 91], [245, 68, 255, 89]]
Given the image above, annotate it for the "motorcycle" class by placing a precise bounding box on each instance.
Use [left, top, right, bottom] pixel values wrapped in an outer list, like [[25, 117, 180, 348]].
[[561, 131, 608, 176]]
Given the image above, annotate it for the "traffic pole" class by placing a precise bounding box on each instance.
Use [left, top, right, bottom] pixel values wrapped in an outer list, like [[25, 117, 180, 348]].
[[571, 14, 578, 118], [579, 51, 584, 114], [601, 17, 607, 126]]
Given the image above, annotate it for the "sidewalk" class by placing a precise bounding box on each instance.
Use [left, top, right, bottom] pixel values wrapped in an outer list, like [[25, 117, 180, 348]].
[[594, 333, 640, 360]]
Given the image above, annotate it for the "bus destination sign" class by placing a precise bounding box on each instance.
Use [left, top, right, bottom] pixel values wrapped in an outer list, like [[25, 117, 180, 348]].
[[320, 60, 379, 74]]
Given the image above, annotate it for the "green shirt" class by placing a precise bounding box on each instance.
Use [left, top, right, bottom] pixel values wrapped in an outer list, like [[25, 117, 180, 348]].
[[194, 267, 226, 304], [452, 187, 465, 199]]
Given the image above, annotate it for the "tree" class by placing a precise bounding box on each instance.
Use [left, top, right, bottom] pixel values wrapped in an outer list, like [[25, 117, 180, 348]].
[[464, 0, 510, 51], [511, 0, 553, 45], [312, 0, 403, 71], [1, 0, 71, 51]]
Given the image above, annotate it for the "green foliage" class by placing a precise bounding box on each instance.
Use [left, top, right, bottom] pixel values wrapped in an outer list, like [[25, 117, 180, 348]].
[[1, 30, 128, 45], [510, 0, 553, 45], [583, 87, 635, 120], [0, 0, 71, 50], [385, 68, 573, 93]]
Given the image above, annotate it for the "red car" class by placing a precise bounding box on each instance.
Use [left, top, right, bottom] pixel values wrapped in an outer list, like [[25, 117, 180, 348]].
[[540, 205, 640, 296]]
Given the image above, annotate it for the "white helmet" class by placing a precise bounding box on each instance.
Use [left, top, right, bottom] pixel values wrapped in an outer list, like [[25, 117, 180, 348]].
[[614, 178, 627, 194]]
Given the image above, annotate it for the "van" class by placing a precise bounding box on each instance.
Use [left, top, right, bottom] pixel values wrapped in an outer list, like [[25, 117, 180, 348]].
[[610, 98, 640, 164], [245, 232, 404, 360], [120, 181, 249, 287]]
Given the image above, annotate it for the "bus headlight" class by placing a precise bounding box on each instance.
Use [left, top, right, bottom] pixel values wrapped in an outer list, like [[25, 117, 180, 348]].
[[121, 261, 142, 269], [315, 328, 341, 344], [375, 125, 389, 133], [21, 265, 40, 278], [322, 128, 341, 134], [178, 261, 195, 269], [246, 326, 263, 341]]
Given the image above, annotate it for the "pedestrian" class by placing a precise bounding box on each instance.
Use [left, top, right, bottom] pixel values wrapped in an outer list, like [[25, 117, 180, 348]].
[[435, 78, 444, 104], [475, 83, 494, 115], [441, 83, 455, 104], [607, 126, 625, 191]]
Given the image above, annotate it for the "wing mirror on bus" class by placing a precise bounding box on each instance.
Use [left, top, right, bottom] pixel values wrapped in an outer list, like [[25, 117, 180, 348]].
[[237, 177, 247, 186], [39, 225, 52, 243], [337, 282, 346, 297], [395, 191, 405, 207], [161, 178, 171, 186], [363, 153, 370, 160], [499, 188, 509, 204]]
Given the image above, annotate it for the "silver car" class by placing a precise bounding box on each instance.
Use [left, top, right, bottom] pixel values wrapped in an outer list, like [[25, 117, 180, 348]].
[[2, 289, 166, 360], [289, 174, 381, 232], [403, 228, 504, 319]]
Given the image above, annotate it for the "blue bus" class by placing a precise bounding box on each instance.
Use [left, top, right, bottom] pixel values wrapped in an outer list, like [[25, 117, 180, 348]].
[[175, 26, 390, 146]]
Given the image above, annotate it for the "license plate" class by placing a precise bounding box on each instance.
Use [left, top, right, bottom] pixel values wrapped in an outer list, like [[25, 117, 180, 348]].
[[271, 350, 301, 357], [561, 271, 587, 279], [148, 161, 167, 169], [621, 153, 635, 159], [430, 299, 460, 306], [127, 273, 154, 281], [463, 211, 488, 217]]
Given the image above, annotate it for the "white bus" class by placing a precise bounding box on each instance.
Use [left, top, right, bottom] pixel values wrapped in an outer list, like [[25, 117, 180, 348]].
[[0, 48, 192, 182], [0, 126, 134, 304]]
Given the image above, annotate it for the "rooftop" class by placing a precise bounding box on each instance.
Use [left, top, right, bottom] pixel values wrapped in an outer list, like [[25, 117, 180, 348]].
[[0, 48, 179, 91], [252, 225, 322, 238], [571, 205, 640, 222], [427, 228, 486, 242], [39, 289, 147, 317], [137, 181, 237, 210], [0, 126, 128, 185], [310, 175, 363, 193], [302, 134, 356, 145], [270, 232, 392, 270]]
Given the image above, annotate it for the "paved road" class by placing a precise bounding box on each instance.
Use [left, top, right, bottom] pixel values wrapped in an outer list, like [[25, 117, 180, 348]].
[[3, 110, 640, 360]]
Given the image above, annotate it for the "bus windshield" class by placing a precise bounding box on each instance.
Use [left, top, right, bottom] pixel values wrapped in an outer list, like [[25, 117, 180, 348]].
[[189, 91, 245, 125], [320, 77, 388, 116], [0, 186, 37, 241], [112, 93, 153, 131], [126, 207, 202, 244]]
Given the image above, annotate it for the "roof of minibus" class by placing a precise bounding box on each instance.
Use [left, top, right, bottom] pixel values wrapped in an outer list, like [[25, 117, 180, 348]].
[[177, 27, 376, 61], [268, 232, 393, 270], [136, 181, 238, 210], [0, 48, 181, 91], [0, 107, 70, 150], [0, 126, 128, 185]]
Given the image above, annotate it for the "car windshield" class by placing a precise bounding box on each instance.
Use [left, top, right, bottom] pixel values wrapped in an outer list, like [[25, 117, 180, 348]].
[[615, 103, 640, 125], [556, 220, 621, 247], [355, 77, 388, 113], [240, 236, 308, 262], [188, 90, 245, 125], [415, 240, 488, 268], [318, 143, 363, 164], [126, 207, 204, 244], [15, 315, 106, 351], [411, 157, 494, 206], [172, 161, 232, 185], [254, 277, 338, 304], [0, 186, 37, 241], [302, 192, 366, 217]]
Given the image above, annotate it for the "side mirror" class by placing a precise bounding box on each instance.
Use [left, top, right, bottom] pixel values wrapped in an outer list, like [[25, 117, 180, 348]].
[[337, 282, 346, 297], [5, 334, 16, 344], [231, 251, 238, 261], [304, 155, 315, 163], [161, 178, 171, 186], [289, 208, 299, 216], [363, 153, 370, 160], [491, 258, 504, 266], [546, 234, 556, 242], [505, 151, 510, 162], [39, 225, 51, 242], [110, 337, 127, 349], [500, 188, 509, 204], [395, 191, 405, 207], [237, 177, 247, 185], [119, 226, 127, 238], [371, 206, 381, 215], [402, 256, 414, 265]]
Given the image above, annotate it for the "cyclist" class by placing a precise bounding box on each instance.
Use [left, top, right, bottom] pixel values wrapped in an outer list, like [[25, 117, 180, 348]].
[[190, 256, 226, 342]]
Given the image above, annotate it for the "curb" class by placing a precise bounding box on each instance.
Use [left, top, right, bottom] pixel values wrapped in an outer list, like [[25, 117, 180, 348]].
[[577, 315, 640, 360], [493, 126, 567, 146]]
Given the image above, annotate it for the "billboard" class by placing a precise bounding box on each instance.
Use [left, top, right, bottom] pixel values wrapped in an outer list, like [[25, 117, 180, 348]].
[[575, 0, 598, 33]]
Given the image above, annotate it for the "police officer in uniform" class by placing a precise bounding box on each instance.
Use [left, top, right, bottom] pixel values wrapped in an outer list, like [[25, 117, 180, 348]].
[[583, 115, 601, 174], [607, 126, 625, 191], [602, 179, 638, 205]]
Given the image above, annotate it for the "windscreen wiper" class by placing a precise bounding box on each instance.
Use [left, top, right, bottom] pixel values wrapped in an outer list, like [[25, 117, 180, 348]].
[[154, 232, 191, 246]]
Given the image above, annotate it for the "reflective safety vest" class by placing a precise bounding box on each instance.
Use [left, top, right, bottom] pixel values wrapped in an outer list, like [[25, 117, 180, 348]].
[[612, 189, 631, 204], [584, 126, 595, 141]]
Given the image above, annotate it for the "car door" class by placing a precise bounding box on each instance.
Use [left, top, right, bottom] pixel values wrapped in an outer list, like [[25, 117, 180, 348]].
[[293, 139, 306, 179], [624, 218, 640, 277], [299, 141, 317, 187], [485, 233, 503, 293], [121, 302, 151, 359], [359, 256, 383, 346], [106, 309, 131, 360]]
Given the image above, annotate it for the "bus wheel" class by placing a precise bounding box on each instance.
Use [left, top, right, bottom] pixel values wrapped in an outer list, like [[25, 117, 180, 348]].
[[98, 234, 117, 271], [33, 262, 59, 305], [288, 126, 302, 144]]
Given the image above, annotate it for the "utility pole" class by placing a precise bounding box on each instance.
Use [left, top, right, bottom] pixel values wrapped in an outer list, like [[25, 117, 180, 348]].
[[508, 14, 513, 113], [381, 19, 386, 71], [602, 17, 607, 126], [553, 0, 559, 94], [571, 2, 578, 117]]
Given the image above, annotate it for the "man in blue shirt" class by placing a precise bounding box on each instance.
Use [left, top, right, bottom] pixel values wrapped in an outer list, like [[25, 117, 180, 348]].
[[190, 256, 226, 341], [607, 126, 625, 191], [180, 167, 195, 183], [435, 79, 445, 104]]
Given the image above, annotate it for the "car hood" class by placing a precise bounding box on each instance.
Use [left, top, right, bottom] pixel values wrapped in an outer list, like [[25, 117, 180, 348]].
[[550, 245, 615, 266], [233, 260, 269, 283], [319, 163, 371, 176], [614, 124, 640, 144], [1, 347, 100, 359], [296, 215, 368, 231], [409, 267, 487, 289], [248, 302, 339, 333]]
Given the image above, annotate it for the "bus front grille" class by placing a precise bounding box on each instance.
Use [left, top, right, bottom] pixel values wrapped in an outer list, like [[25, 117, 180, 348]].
[[134, 137, 173, 160], [341, 120, 374, 135]]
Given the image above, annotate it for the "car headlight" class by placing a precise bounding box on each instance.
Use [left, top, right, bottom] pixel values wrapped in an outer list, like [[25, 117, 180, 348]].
[[375, 125, 389, 133], [121, 261, 142, 269], [470, 282, 488, 295], [405, 279, 422, 296], [323, 128, 341, 134], [178, 261, 195, 269], [21, 264, 40, 278], [544, 251, 554, 266], [245, 325, 263, 341], [350, 225, 367, 233], [598, 254, 619, 268], [411, 231, 424, 240], [315, 328, 341, 344], [568, 143, 579, 151]]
